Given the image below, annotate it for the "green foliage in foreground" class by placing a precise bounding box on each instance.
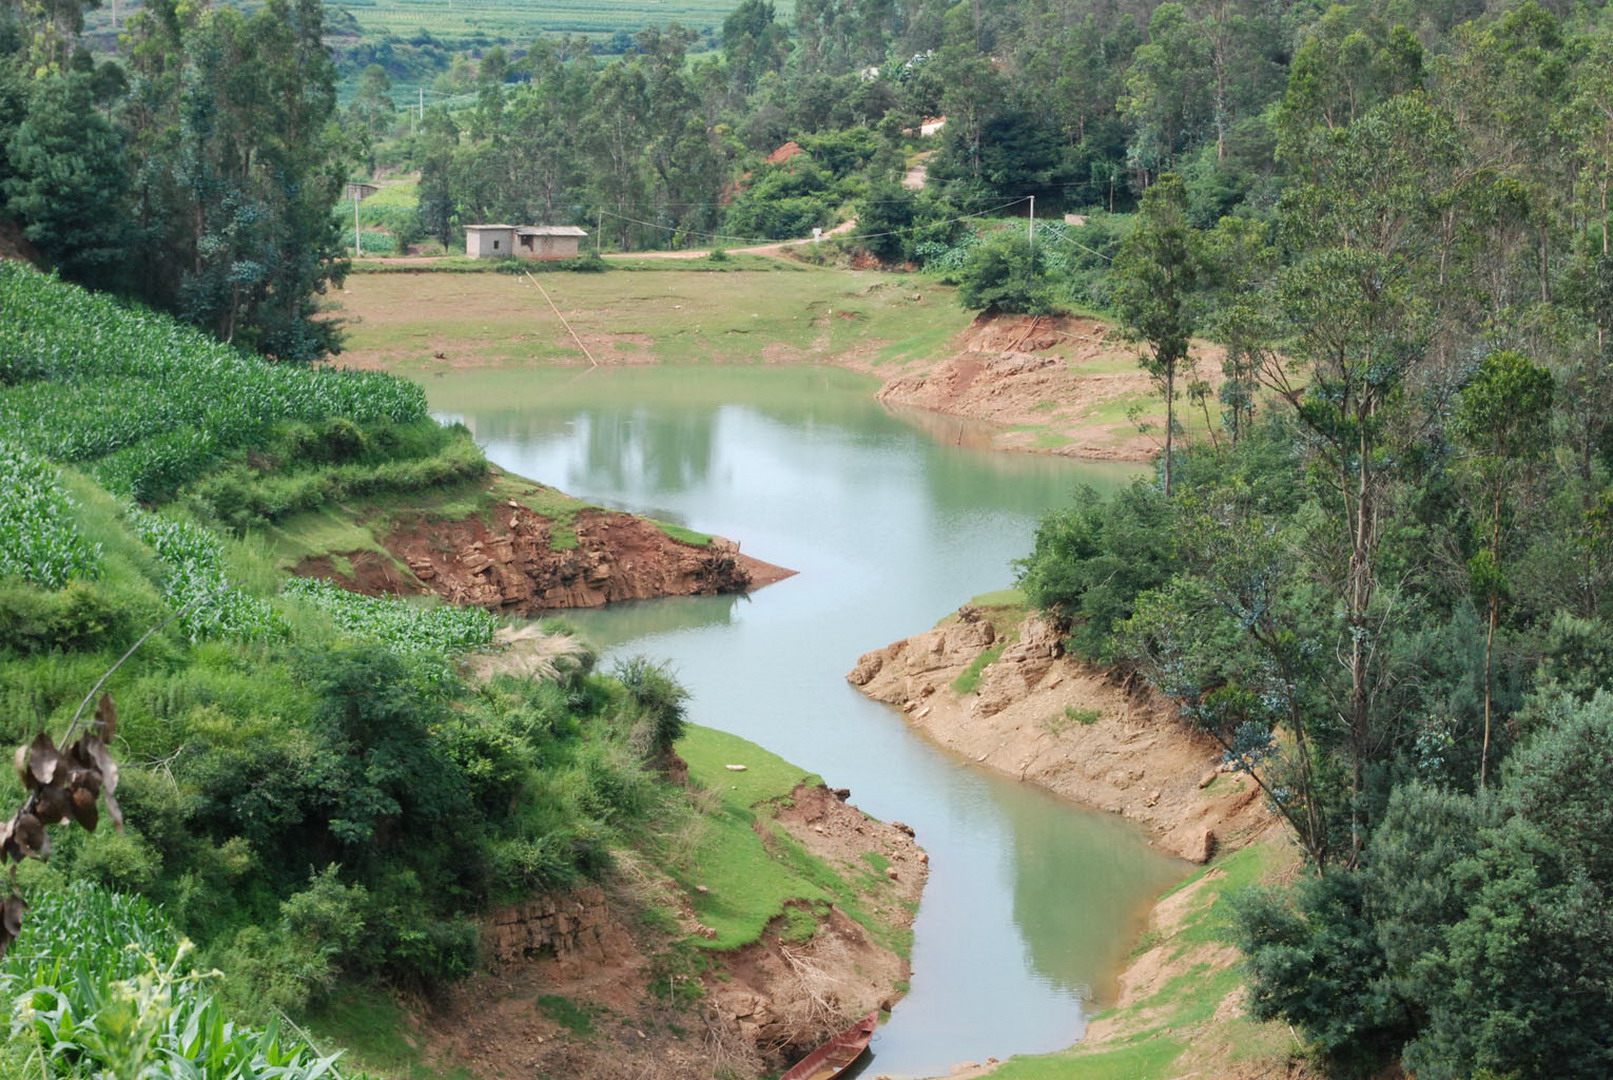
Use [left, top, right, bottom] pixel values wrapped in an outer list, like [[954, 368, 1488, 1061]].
[[1, 884, 348, 1080], [0, 445, 102, 590], [1234, 694, 1613, 1080], [0, 469, 667, 1019]]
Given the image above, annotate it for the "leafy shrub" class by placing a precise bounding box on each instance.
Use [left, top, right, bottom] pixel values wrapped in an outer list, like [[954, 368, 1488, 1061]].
[[724, 158, 836, 240], [0, 579, 136, 655], [953, 232, 1060, 315], [1016, 482, 1177, 660], [1, 882, 348, 1080], [613, 655, 690, 760]]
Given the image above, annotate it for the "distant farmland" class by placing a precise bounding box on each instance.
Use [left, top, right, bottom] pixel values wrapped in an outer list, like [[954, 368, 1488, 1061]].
[[337, 0, 788, 40], [83, 0, 795, 48]]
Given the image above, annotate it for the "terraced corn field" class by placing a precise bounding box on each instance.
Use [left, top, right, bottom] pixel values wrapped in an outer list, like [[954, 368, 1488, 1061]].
[[0, 262, 427, 502]]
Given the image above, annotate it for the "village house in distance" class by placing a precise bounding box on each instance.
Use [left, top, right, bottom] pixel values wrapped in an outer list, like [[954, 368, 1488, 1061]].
[[464, 224, 589, 260]]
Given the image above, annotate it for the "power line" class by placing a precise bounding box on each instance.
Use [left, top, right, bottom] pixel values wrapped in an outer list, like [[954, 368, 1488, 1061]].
[[595, 196, 1031, 249]]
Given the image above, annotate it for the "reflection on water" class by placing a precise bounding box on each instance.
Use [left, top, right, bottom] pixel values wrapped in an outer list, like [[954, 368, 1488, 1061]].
[[424, 364, 1181, 1076]]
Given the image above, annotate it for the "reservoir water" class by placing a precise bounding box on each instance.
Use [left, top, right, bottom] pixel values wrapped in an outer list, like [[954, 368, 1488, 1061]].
[[424, 364, 1185, 1077]]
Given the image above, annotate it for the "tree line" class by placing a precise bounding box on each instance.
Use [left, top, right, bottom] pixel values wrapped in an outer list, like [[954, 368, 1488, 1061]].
[[1, 0, 348, 360], [1012, 2, 1613, 1075], [12, 0, 1613, 361]]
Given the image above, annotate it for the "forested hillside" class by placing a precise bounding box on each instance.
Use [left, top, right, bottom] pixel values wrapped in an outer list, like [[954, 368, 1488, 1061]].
[[997, 1, 1613, 1073]]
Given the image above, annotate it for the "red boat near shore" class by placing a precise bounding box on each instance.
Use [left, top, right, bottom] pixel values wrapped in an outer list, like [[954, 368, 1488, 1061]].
[[780, 1010, 880, 1080]]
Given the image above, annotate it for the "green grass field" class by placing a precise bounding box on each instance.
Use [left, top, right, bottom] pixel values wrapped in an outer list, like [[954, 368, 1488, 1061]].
[[336, 264, 968, 370], [338, 0, 775, 41]]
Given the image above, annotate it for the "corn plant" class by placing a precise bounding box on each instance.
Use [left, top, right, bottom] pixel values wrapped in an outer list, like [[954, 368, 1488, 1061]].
[[0, 263, 429, 501], [0, 444, 102, 589], [3, 884, 348, 1080], [128, 510, 285, 643], [281, 577, 496, 658]]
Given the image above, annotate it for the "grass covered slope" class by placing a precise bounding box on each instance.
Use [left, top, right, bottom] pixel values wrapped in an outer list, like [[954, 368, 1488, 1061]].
[[334, 263, 971, 370]]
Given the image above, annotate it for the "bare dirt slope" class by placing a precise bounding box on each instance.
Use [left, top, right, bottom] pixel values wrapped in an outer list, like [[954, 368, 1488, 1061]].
[[849, 604, 1272, 862], [412, 784, 924, 1080], [849, 602, 1308, 1080], [288, 480, 793, 613], [843, 312, 1225, 463]]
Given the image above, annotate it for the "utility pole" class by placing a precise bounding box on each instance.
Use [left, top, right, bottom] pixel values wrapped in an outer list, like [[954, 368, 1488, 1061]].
[[1028, 195, 1035, 249], [354, 194, 362, 256], [419, 86, 424, 123]]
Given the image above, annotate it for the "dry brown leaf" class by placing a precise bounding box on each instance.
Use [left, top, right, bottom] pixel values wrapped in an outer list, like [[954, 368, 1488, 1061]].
[[13, 813, 44, 858], [82, 736, 118, 798], [70, 765, 103, 797], [71, 787, 98, 832], [12, 744, 33, 792], [26, 733, 61, 788], [1, 895, 24, 938], [34, 784, 71, 825]]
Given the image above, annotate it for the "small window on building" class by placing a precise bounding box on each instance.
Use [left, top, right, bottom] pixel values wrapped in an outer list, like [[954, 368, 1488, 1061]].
[[493, 240, 500, 250]]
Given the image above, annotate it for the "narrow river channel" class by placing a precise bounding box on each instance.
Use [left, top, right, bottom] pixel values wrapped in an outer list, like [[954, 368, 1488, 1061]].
[[424, 364, 1186, 1077]]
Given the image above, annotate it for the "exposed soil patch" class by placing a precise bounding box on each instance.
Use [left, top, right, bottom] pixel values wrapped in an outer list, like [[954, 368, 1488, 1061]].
[[849, 605, 1273, 862], [844, 312, 1225, 463], [414, 785, 924, 1080], [291, 489, 794, 613]]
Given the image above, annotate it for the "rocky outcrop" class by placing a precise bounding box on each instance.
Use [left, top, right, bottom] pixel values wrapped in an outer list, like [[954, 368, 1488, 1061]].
[[294, 502, 794, 613], [484, 884, 634, 971], [850, 605, 1272, 863]]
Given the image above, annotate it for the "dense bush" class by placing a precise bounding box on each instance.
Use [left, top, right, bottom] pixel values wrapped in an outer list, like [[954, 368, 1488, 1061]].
[[185, 424, 488, 532], [1015, 481, 1177, 661], [951, 232, 1060, 315], [723, 157, 839, 241]]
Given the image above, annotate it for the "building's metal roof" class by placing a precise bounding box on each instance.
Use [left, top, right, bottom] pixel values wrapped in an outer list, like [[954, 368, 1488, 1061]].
[[516, 226, 589, 237]]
